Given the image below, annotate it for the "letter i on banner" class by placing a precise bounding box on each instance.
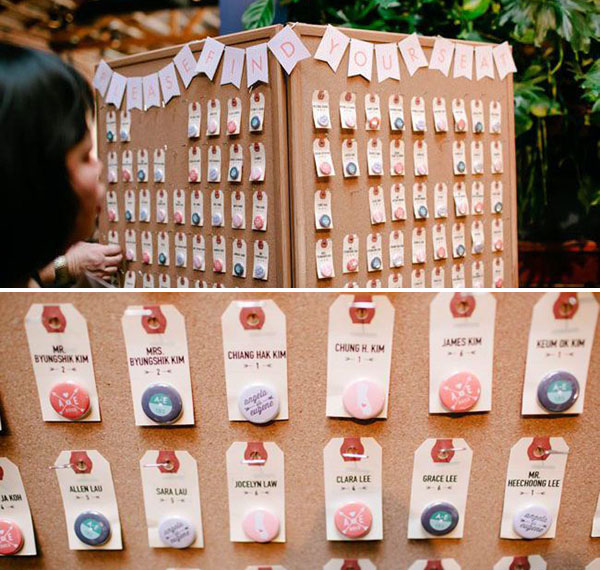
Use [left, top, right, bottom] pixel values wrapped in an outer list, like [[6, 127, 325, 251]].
[[326, 294, 394, 420], [25, 304, 100, 422], [314, 25, 350, 72], [500, 437, 569, 539], [429, 293, 496, 414], [522, 292, 598, 415], [53, 450, 122, 550], [121, 305, 194, 426], [221, 300, 288, 424]]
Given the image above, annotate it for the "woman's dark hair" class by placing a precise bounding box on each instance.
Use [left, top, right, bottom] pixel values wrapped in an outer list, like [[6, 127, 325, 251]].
[[0, 43, 94, 286]]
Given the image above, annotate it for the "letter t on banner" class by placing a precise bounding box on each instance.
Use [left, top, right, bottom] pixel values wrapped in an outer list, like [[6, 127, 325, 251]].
[[267, 25, 311, 75], [493, 42, 517, 80], [314, 24, 350, 72]]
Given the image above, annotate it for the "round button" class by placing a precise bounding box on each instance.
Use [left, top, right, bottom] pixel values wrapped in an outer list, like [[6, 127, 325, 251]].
[[74, 511, 111, 546], [473, 241, 484, 254], [319, 162, 332, 176], [513, 504, 552, 539], [370, 256, 382, 271], [436, 119, 447, 131], [415, 119, 425, 131], [495, 239, 503, 251], [346, 258, 358, 272], [456, 118, 466, 131], [229, 166, 239, 180], [125, 210, 132, 222], [238, 383, 280, 424], [372, 211, 383, 224], [154, 169, 164, 183], [458, 204, 467, 215], [457, 161, 466, 173], [437, 206, 447, 217], [157, 209, 166, 223], [254, 265, 266, 279], [475, 121, 483, 133], [140, 209, 148, 222], [394, 117, 404, 130], [493, 160, 502, 173], [227, 120, 237, 134], [436, 246, 446, 259], [320, 263, 333, 278], [107, 209, 116, 222], [393, 162, 404, 175], [492, 121, 501, 133], [0, 519, 24, 555], [494, 201, 503, 213], [137, 169, 145, 182], [192, 212, 201, 225], [208, 119, 218, 134], [176, 252, 185, 267], [214, 259, 223, 273], [142, 251, 150, 264], [421, 502, 459, 536], [418, 205, 428, 218], [242, 509, 280, 543], [174, 211, 183, 224], [319, 214, 331, 228], [234, 263, 244, 277], [342, 379, 385, 420], [334, 502, 372, 538], [50, 381, 91, 420], [394, 206, 405, 219], [537, 371, 579, 412], [439, 371, 481, 412], [371, 162, 382, 175], [250, 115, 261, 130], [126, 248, 134, 261], [158, 516, 196, 549], [232, 213, 243, 228], [346, 162, 357, 176], [392, 254, 403, 268], [141, 383, 183, 424], [456, 244, 466, 257], [108, 171, 117, 184], [193, 255, 203, 270], [368, 117, 380, 130], [189, 169, 198, 182], [120, 128, 129, 141], [344, 116, 356, 129], [495, 277, 504, 288], [188, 124, 199, 138], [417, 165, 427, 176], [158, 252, 167, 265], [254, 215, 264, 230], [107, 130, 114, 142], [209, 167, 219, 181], [122, 169, 131, 182], [318, 114, 329, 127], [474, 202, 483, 214], [474, 162, 483, 173], [250, 166, 263, 181], [212, 213, 223, 226], [415, 251, 425, 264]]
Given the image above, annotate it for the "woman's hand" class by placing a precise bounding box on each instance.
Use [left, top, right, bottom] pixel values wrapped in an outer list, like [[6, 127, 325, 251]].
[[66, 241, 123, 281]]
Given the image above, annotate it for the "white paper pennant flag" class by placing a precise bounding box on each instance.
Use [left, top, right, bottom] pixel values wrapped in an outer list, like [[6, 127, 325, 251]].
[[375, 42, 400, 82], [105, 71, 127, 108], [220, 46, 245, 88], [314, 24, 350, 73], [126, 76, 143, 111], [173, 44, 197, 88], [493, 41, 517, 80], [142, 73, 161, 109], [429, 36, 455, 76], [267, 24, 310, 75], [398, 33, 428, 76], [196, 36, 225, 80], [246, 42, 269, 87], [475, 45, 495, 80], [347, 38, 374, 80], [453, 42, 474, 79], [93, 60, 113, 97], [158, 62, 181, 104]]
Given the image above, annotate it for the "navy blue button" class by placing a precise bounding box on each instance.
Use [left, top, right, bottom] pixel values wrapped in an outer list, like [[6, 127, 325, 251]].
[[192, 212, 201, 225], [421, 502, 459, 536], [250, 115, 261, 130], [230, 166, 239, 180], [370, 256, 382, 270], [158, 252, 167, 265], [74, 511, 111, 546], [457, 161, 466, 173], [456, 244, 466, 257], [137, 169, 145, 182], [494, 201, 503, 213], [475, 121, 483, 133], [141, 383, 183, 424], [418, 205, 428, 218], [107, 131, 114, 142], [319, 214, 331, 228], [394, 117, 404, 130], [125, 210, 132, 221], [537, 371, 579, 412], [234, 263, 245, 277]]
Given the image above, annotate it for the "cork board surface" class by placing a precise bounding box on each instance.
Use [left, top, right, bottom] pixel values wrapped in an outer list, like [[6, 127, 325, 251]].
[[288, 24, 518, 288], [96, 25, 292, 288], [0, 291, 598, 569]]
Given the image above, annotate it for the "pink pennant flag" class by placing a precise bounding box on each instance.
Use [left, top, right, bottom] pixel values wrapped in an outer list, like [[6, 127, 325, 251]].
[[142, 73, 161, 109], [347, 38, 374, 81], [493, 41, 517, 80], [398, 33, 428, 76], [475, 45, 495, 80], [246, 43, 269, 87], [375, 43, 400, 82], [267, 25, 310, 75], [220, 46, 245, 88], [173, 44, 197, 88], [314, 25, 350, 73], [158, 62, 180, 104], [126, 77, 143, 111], [195, 36, 225, 80], [429, 37, 454, 76]]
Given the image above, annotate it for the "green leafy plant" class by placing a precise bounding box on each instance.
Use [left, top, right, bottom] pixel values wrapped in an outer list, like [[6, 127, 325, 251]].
[[243, 0, 600, 242]]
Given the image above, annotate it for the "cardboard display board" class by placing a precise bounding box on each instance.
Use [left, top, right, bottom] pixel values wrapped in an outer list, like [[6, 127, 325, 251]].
[[1, 292, 598, 569], [97, 26, 292, 288], [288, 25, 518, 288]]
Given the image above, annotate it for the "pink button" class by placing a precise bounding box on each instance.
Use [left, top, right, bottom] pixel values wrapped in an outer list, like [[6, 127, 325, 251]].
[[495, 239, 503, 251], [436, 119, 447, 131], [319, 162, 332, 176], [250, 167, 263, 181], [416, 252, 425, 263], [474, 202, 483, 214], [393, 163, 404, 175], [232, 214, 243, 228], [108, 170, 117, 183], [458, 204, 467, 215], [193, 255, 202, 270], [334, 502, 373, 539], [49, 381, 90, 420], [122, 169, 131, 182], [126, 248, 134, 261], [372, 211, 383, 224], [342, 379, 385, 419], [320, 263, 333, 278], [242, 509, 280, 543], [439, 371, 481, 412], [417, 165, 427, 176], [394, 207, 405, 219], [174, 211, 183, 224], [214, 259, 223, 273], [208, 119, 218, 134], [189, 169, 198, 182], [253, 215, 264, 230], [344, 117, 356, 129], [493, 160, 502, 172], [227, 120, 237, 134], [157, 209, 166, 222], [368, 117, 380, 130], [495, 278, 503, 288], [142, 251, 150, 264], [437, 246, 446, 259], [457, 118, 466, 131], [107, 209, 116, 222], [0, 519, 24, 555], [346, 258, 358, 272]]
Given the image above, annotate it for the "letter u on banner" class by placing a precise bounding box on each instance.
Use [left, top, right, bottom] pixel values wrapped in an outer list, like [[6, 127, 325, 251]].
[[375, 43, 400, 82]]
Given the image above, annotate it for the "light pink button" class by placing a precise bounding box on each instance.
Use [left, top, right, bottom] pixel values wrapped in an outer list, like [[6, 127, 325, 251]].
[[253, 215, 264, 230], [457, 118, 466, 131], [495, 278, 503, 288], [208, 119, 218, 134], [250, 167, 263, 181], [436, 119, 447, 131], [320, 263, 333, 278], [232, 214, 243, 228], [193, 255, 202, 270], [458, 203, 467, 215], [495, 239, 503, 251], [142, 251, 150, 264], [174, 211, 183, 224], [107, 209, 116, 222], [437, 246, 446, 259], [157, 209, 166, 222], [392, 255, 402, 267], [346, 258, 358, 272], [189, 169, 198, 182], [126, 248, 134, 261], [122, 169, 131, 182], [439, 371, 481, 412], [334, 502, 373, 539], [474, 202, 483, 214], [227, 120, 237, 134], [242, 509, 280, 543], [372, 211, 383, 224], [393, 163, 404, 175], [368, 117, 380, 130], [342, 379, 385, 419], [214, 259, 223, 273], [319, 162, 332, 176], [108, 170, 117, 183], [344, 117, 356, 129], [394, 207, 405, 219], [417, 165, 427, 175], [416, 252, 425, 263], [493, 160, 502, 172]]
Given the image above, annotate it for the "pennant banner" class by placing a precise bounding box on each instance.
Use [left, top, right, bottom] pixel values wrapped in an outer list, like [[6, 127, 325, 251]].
[[94, 27, 517, 112]]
